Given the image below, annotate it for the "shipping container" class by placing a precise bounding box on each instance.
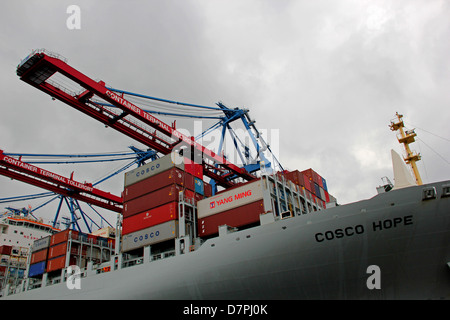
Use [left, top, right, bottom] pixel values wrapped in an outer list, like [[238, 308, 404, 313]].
[[46, 256, 65, 273], [317, 175, 324, 188], [124, 153, 185, 187], [284, 170, 305, 188], [31, 236, 51, 252], [0, 245, 12, 255], [197, 179, 268, 219], [46, 255, 77, 273], [122, 202, 178, 235], [91, 226, 115, 238], [198, 200, 266, 237], [48, 242, 87, 260], [194, 177, 204, 195], [319, 187, 326, 202], [18, 257, 27, 268], [324, 190, 330, 203], [30, 248, 48, 264], [28, 261, 46, 277], [50, 229, 79, 246], [122, 220, 178, 252], [20, 247, 29, 257], [322, 177, 328, 191], [314, 183, 321, 200], [0, 254, 10, 264], [0, 266, 6, 276], [301, 168, 321, 185], [48, 242, 68, 259], [303, 175, 312, 192], [123, 167, 195, 202], [123, 184, 184, 218], [184, 157, 203, 179], [184, 189, 204, 203], [204, 182, 212, 197]]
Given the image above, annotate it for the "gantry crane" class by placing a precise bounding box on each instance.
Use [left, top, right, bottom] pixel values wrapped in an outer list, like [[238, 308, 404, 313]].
[[0, 150, 122, 212], [0, 147, 155, 231], [15, 49, 256, 188], [1, 49, 281, 230]]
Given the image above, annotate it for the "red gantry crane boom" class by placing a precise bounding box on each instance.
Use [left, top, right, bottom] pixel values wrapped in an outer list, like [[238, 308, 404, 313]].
[[15, 49, 256, 188], [0, 150, 122, 213]]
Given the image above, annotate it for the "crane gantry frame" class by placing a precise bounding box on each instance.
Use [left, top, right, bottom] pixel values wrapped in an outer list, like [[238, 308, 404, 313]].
[[1, 49, 281, 231]]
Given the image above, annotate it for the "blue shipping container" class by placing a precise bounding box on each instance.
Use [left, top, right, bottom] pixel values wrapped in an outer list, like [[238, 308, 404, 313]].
[[322, 177, 328, 192], [194, 177, 204, 195], [29, 261, 46, 277], [314, 183, 322, 200]]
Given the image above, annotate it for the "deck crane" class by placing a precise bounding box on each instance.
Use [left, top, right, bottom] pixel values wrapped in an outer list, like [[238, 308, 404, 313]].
[[15, 49, 256, 188]]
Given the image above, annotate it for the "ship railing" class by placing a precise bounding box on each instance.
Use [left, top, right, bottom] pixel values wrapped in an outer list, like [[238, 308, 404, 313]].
[[121, 248, 176, 269], [151, 250, 175, 261], [18, 48, 68, 69], [122, 256, 144, 268]]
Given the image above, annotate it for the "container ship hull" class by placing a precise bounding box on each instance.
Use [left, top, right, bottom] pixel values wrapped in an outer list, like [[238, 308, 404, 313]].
[[3, 180, 449, 300]]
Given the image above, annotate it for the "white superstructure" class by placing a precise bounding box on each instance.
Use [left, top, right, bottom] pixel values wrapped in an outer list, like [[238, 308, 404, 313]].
[[0, 214, 58, 248]]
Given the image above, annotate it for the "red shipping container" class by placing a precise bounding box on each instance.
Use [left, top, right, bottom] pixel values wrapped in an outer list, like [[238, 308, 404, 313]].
[[48, 242, 82, 259], [317, 174, 324, 188], [122, 202, 178, 235], [184, 189, 204, 203], [123, 184, 184, 218], [46, 255, 65, 272], [302, 168, 322, 185], [204, 182, 212, 197], [198, 200, 265, 237], [303, 175, 312, 192], [324, 190, 330, 203], [310, 179, 316, 195], [285, 170, 304, 187], [0, 245, 12, 255], [48, 242, 68, 259], [30, 248, 48, 264], [123, 167, 195, 202], [50, 229, 79, 246], [46, 255, 76, 273], [184, 157, 203, 179]]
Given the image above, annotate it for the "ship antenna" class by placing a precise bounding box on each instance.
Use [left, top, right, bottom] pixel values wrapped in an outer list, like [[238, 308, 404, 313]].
[[389, 112, 423, 185]]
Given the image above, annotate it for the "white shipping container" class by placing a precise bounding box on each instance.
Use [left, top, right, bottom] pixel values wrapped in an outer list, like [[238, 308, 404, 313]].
[[197, 179, 270, 219], [0, 254, 10, 264], [19, 247, 29, 257], [31, 236, 51, 252], [319, 187, 326, 201], [124, 153, 184, 187], [91, 226, 115, 238], [122, 220, 178, 252]]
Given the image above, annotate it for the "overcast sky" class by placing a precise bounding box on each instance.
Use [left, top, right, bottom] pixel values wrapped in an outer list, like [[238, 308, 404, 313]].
[[1, 0, 449, 229]]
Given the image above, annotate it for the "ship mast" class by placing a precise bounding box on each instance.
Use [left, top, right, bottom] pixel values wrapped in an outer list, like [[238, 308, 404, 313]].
[[389, 112, 423, 185]]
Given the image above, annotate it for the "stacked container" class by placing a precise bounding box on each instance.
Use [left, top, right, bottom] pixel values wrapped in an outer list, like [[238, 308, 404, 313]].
[[301, 168, 328, 208], [28, 236, 51, 277], [46, 229, 79, 273], [197, 179, 271, 237], [279, 169, 330, 209], [26, 229, 115, 276], [0, 245, 29, 290], [122, 153, 210, 251], [0, 245, 13, 288]]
